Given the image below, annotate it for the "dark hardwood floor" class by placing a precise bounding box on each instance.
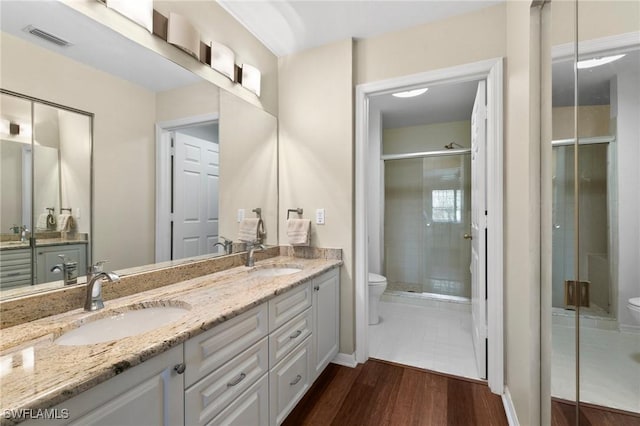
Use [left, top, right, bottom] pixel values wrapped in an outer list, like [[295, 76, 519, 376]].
[[283, 359, 508, 425], [551, 399, 640, 426]]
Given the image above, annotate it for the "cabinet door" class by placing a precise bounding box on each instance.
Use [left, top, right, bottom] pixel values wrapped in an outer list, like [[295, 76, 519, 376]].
[[208, 374, 269, 426], [22, 345, 184, 426], [312, 268, 340, 381]]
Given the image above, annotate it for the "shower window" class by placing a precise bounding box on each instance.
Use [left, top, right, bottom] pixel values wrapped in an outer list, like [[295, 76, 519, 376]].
[[432, 189, 463, 223]]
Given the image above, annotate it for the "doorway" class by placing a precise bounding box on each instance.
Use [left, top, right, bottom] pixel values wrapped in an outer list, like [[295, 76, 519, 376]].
[[355, 58, 504, 393], [155, 114, 220, 262]]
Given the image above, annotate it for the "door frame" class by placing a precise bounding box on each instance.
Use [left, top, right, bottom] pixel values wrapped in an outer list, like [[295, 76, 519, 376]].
[[155, 113, 219, 262], [354, 58, 504, 394]]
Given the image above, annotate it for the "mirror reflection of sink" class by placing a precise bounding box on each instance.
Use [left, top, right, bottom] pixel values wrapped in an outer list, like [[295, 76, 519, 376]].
[[250, 266, 302, 277], [54, 305, 189, 346]]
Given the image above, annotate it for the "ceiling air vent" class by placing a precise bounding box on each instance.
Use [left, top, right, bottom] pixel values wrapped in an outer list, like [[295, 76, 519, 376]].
[[23, 25, 72, 47]]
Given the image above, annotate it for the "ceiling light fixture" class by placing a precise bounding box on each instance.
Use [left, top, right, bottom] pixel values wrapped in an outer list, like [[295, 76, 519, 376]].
[[392, 88, 428, 98], [577, 54, 625, 69]]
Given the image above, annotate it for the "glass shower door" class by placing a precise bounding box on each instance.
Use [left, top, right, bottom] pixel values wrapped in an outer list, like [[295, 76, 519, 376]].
[[384, 153, 471, 299]]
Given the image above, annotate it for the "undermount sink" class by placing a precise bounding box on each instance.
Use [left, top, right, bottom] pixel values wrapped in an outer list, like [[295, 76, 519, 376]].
[[249, 266, 302, 277], [54, 305, 189, 346]]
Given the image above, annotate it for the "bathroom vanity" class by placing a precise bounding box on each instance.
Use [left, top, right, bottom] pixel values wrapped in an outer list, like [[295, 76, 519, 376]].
[[0, 251, 341, 426]]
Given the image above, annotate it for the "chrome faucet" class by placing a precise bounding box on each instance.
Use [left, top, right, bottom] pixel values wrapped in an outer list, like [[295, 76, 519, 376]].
[[245, 241, 265, 267], [213, 236, 233, 255], [85, 271, 119, 311]]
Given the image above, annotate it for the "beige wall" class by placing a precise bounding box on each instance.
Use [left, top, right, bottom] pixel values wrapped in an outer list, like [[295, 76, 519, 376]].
[[156, 81, 219, 123], [552, 0, 640, 46], [504, 3, 541, 425], [383, 120, 471, 155], [552, 105, 610, 139], [219, 91, 278, 246], [354, 3, 506, 85], [1, 33, 157, 270], [64, 0, 278, 116], [278, 39, 354, 353]]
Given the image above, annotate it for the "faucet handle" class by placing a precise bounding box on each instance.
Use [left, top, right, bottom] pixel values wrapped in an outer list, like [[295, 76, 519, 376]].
[[90, 260, 108, 273]]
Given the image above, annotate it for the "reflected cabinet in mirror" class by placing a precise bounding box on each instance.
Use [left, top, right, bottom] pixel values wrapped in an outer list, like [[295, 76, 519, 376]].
[[0, 1, 278, 299]]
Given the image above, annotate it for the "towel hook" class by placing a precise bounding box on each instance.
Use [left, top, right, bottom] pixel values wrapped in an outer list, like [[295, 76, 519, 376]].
[[287, 208, 303, 220]]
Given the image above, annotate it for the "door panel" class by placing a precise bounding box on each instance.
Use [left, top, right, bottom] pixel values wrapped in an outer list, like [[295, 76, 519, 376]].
[[173, 132, 219, 260], [471, 80, 487, 379]]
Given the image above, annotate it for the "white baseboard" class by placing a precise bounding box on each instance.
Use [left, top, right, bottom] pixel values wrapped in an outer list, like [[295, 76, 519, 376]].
[[619, 323, 640, 334], [502, 386, 520, 426], [331, 352, 358, 368]]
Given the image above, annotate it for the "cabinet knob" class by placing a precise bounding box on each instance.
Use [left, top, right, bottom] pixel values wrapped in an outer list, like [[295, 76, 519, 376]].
[[314, 285, 320, 291], [173, 363, 186, 374]]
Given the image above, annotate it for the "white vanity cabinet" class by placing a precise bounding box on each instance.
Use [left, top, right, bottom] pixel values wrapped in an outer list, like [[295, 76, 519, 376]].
[[20, 267, 341, 426], [311, 268, 340, 381], [35, 243, 87, 284], [21, 344, 185, 426]]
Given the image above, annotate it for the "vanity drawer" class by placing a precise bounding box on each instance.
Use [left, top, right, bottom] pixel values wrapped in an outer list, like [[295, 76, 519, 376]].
[[208, 372, 269, 426], [269, 336, 312, 426], [185, 337, 269, 426], [0, 249, 31, 268], [184, 303, 268, 388], [269, 307, 312, 368], [268, 282, 312, 332]]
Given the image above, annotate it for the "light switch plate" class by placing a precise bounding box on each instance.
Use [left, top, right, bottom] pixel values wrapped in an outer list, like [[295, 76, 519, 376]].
[[237, 209, 245, 222], [316, 208, 325, 225]]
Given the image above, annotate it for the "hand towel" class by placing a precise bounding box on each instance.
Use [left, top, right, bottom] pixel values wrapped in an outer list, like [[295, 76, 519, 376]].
[[238, 218, 262, 243], [57, 214, 76, 232], [36, 213, 48, 230], [287, 219, 311, 246]]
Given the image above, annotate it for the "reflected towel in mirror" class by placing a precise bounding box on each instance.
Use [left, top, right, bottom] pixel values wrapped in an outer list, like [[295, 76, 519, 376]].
[[57, 214, 76, 232], [287, 219, 311, 246], [238, 218, 263, 242], [36, 213, 49, 231]]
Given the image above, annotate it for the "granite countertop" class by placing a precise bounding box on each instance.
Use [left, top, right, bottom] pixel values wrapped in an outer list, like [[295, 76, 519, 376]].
[[0, 239, 88, 251], [0, 255, 341, 424]]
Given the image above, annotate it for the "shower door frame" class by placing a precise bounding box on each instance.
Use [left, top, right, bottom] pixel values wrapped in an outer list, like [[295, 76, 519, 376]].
[[355, 57, 504, 394]]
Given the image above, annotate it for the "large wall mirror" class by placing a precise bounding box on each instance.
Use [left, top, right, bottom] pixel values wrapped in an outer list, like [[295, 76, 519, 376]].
[[0, 1, 278, 299], [543, 1, 639, 423]]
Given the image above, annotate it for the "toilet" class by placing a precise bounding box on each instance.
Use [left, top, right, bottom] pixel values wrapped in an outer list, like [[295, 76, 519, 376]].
[[368, 273, 387, 325], [628, 297, 640, 324]]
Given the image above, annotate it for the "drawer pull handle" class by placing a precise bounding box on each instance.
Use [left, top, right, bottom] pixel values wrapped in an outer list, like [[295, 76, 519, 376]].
[[290, 374, 302, 386], [289, 330, 302, 339], [173, 363, 186, 374], [314, 285, 320, 291], [6, 272, 20, 277], [227, 372, 246, 387]]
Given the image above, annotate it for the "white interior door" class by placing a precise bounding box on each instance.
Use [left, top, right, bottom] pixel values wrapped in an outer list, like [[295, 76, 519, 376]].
[[471, 80, 488, 379], [173, 132, 219, 259]]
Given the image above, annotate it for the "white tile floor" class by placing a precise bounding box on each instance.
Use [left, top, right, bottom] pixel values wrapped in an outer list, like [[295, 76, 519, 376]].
[[368, 299, 480, 380], [552, 324, 640, 413]]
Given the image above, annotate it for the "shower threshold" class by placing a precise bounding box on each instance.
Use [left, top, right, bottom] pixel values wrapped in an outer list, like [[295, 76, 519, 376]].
[[384, 289, 470, 304]]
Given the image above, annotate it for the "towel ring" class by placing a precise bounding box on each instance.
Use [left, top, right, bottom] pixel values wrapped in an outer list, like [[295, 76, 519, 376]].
[[287, 208, 303, 220]]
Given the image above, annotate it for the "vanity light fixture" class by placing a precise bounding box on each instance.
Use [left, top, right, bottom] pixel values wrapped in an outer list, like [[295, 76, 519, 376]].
[[106, 0, 153, 33], [167, 12, 201, 60], [241, 64, 261, 97], [211, 42, 236, 81], [577, 54, 626, 69], [392, 88, 428, 98]]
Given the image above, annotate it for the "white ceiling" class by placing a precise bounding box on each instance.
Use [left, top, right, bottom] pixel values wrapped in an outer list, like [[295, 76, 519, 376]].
[[217, 0, 503, 58], [370, 79, 480, 129], [0, 1, 200, 92]]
